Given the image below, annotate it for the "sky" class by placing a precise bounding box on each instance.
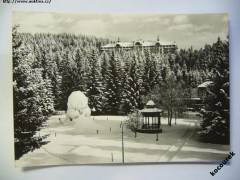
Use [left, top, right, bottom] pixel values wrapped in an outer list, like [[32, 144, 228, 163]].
[[12, 11, 228, 49]]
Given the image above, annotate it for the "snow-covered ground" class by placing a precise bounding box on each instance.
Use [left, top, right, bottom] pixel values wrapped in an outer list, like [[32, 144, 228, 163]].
[[15, 114, 230, 167]]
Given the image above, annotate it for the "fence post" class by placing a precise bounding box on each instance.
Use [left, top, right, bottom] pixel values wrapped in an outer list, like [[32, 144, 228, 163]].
[[121, 121, 124, 164], [111, 152, 114, 162]]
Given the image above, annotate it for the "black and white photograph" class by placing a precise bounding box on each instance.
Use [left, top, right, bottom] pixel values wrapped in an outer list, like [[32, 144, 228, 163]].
[[12, 11, 229, 167]]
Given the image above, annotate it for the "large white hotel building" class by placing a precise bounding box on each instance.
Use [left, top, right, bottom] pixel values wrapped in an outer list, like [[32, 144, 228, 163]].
[[101, 37, 177, 54]]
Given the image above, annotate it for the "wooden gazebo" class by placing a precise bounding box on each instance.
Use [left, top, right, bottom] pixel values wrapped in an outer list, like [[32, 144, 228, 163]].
[[136, 100, 162, 133]]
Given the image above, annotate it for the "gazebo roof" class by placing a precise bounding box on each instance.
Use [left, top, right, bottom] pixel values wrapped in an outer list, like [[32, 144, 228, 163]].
[[146, 100, 155, 106], [139, 108, 162, 113]]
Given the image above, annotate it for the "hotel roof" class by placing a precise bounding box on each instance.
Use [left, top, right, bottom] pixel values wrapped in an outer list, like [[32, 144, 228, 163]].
[[102, 40, 176, 48]]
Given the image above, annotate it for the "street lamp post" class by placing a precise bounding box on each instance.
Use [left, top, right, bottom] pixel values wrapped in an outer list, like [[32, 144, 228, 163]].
[[120, 121, 125, 164]]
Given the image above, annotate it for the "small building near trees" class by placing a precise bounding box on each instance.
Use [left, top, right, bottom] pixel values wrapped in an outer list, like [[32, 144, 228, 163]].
[[197, 81, 214, 99], [183, 81, 214, 112]]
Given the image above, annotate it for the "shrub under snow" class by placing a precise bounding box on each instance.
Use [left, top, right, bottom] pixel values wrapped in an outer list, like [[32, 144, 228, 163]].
[[66, 91, 91, 120]]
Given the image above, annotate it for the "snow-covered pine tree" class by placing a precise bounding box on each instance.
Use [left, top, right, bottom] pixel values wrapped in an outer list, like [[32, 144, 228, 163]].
[[104, 51, 123, 114], [45, 58, 63, 110], [73, 48, 86, 91], [41, 48, 57, 112], [86, 49, 103, 114], [142, 49, 159, 95], [60, 48, 86, 109], [13, 26, 53, 159], [101, 52, 109, 80], [199, 37, 229, 144], [31, 43, 56, 111], [99, 52, 110, 114], [122, 54, 144, 113], [42, 75, 55, 114], [59, 49, 74, 110]]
